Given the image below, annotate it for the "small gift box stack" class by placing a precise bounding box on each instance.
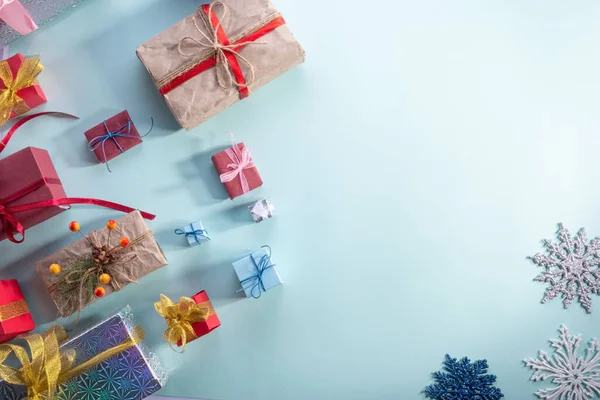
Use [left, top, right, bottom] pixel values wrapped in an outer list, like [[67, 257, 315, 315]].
[[0, 280, 35, 343], [0, 306, 168, 399], [35, 211, 168, 318], [136, 0, 305, 130]]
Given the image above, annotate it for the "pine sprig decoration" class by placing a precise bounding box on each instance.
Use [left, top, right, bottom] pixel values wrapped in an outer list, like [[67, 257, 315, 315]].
[[54, 257, 100, 317]]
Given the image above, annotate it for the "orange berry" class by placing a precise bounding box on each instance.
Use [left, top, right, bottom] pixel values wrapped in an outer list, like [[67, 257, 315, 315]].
[[49, 263, 61, 275], [68, 221, 80, 232], [94, 287, 106, 297], [106, 220, 117, 230], [99, 273, 111, 284], [119, 236, 130, 247]]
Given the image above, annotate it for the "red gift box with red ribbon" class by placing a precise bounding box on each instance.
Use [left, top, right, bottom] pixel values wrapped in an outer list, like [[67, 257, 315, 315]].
[[0, 279, 35, 343], [0, 146, 67, 242]]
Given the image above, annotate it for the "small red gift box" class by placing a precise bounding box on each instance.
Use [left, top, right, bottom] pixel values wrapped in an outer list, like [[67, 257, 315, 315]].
[[85, 110, 142, 165], [212, 142, 263, 199], [177, 290, 221, 346], [0, 147, 67, 242], [0, 280, 35, 343], [0, 53, 47, 121]]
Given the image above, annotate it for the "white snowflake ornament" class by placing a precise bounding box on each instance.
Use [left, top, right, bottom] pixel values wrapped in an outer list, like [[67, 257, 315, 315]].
[[528, 223, 600, 313], [524, 325, 600, 400]]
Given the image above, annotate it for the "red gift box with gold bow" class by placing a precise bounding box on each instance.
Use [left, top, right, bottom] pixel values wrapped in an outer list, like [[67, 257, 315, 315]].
[[0, 279, 35, 343]]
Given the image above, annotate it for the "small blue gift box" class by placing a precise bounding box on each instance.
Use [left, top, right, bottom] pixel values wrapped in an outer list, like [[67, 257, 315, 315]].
[[175, 220, 210, 246], [233, 246, 282, 298]]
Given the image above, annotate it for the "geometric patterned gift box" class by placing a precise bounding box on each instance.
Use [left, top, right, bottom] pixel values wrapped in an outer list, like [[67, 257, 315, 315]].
[[0, 305, 168, 400], [0, 0, 90, 46]]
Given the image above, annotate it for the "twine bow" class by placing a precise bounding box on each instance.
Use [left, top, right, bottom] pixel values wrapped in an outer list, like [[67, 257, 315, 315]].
[[175, 223, 210, 245], [87, 118, 153, 173], [0, 324, 144, 399], [0, 55, 43, 127], [219, 133, 256, 194], [154, 294, 214, 353], [178, 1, 263, 94], [236, 245, 275, 299]]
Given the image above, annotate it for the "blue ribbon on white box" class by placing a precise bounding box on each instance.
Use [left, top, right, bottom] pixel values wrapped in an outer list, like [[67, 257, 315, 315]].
[[175, 220, 210, 246], [233, 246, 282, 299]]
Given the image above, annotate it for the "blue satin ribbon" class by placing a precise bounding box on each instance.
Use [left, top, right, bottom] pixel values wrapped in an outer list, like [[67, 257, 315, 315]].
[[236, 245, 274, 299], [175, 223, 210, 245], [88, 117, 153, 172]]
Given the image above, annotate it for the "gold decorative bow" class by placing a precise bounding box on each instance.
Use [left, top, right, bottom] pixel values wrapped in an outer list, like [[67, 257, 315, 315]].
[[0, 56, 43, 127], [155, 294, 214, 353], [0, 324, 144, 399]]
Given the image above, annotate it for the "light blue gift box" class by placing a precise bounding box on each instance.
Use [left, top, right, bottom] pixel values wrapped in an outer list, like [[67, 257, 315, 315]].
[[175, 220, 210, 246], [233, 246, 282, 299]]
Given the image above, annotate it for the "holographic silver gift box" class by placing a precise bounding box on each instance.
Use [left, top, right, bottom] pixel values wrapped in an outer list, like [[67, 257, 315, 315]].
[[0, 0, 89, 46], [0, 305, 168, 400]]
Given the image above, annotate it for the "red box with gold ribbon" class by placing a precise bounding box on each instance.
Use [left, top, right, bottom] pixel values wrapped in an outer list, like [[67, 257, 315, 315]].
[[0, 279, 35, 343], [0, 53, 47, 126], [136, 0, 305, 131], [154, 291, 220, 352]]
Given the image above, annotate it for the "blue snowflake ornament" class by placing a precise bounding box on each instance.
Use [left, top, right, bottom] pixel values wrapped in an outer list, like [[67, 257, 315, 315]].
[[424, 355, 504, 400]]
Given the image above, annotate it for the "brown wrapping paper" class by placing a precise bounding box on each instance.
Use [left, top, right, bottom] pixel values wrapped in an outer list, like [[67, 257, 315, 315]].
[[136, 0, 305, 130], [35, 211, 168, 317]]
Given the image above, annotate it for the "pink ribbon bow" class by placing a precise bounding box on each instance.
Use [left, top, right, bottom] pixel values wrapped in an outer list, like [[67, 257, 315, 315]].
[[219, 134, 255, 194], [0, 0, 37, 36]]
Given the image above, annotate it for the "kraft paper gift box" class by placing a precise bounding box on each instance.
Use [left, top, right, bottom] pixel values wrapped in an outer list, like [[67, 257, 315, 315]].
[[0, 0, 90, 46], [85, 110, 143, 166], [176, 220, 210, 246], [212, 141, 263, 199], [0, 147, 67, 242], [0, 53, 46, 122], [136, 0, 305, 130], [0, 306, 168, 400], [233, 246, 281, 298], [0, 280, 35, 343], [35, 210, 168, 318]]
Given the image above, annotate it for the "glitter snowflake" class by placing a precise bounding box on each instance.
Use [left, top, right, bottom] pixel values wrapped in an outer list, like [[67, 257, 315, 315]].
[[423, 354, 504, 399], [529, 223, 600, 313], [524, 325, 600, 399]]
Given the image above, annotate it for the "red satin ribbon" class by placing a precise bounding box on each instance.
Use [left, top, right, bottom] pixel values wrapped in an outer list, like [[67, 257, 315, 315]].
[[159, 9, 286, 98], [0, 112, 79, 155], [0, 177, 61, 206], [0, 198, 156, 244]]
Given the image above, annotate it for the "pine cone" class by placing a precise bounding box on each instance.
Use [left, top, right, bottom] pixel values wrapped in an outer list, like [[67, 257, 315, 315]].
[[92, 245, 119, 265]]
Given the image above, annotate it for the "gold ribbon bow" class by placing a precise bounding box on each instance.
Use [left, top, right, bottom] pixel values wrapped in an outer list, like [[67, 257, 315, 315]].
[[0, 324, 144, 399], [155, 294, 214, 353], [0, 56, 43, 127]]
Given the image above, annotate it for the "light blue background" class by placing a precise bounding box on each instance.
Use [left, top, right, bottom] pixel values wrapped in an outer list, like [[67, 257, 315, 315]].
[[1, 0, 600, 398]]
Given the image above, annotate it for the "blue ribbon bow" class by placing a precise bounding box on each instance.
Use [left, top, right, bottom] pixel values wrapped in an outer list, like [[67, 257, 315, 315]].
[[236, 245, 274, 299], [88, 117, 153, 172], [174, 223, 210, 245]]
